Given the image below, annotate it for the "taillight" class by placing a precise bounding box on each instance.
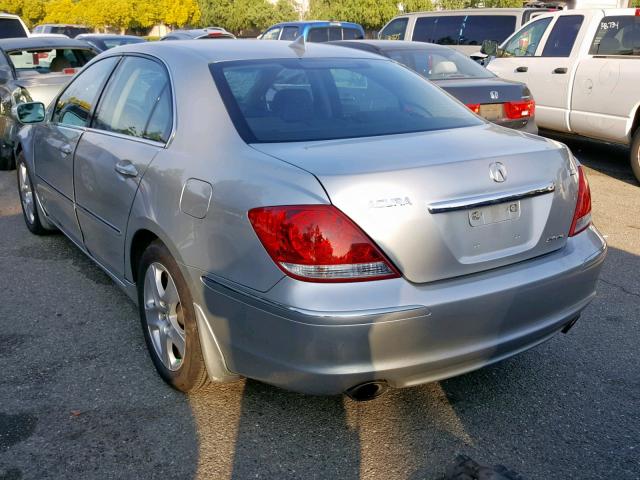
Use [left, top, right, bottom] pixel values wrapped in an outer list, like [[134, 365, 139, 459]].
[[466, 103, 481, 114], [569, 166, 592, 236], [504, 99, 535, 119], [248, 205, 400, 282]]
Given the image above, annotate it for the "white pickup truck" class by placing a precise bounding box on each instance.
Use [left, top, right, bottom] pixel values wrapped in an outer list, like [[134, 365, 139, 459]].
[[486, 8, 640, 182]]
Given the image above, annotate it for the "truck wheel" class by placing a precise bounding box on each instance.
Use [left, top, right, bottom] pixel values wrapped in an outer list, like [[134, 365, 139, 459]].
[[632, 129, 640, 184], [137, 240, 210, 393]]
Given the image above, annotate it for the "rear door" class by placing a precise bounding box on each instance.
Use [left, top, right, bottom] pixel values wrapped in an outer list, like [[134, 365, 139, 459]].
[[33, 56, 119, 244], [74, 55, 172, 277], [570, 13, 639, 143], [523, 14, 587, 132]]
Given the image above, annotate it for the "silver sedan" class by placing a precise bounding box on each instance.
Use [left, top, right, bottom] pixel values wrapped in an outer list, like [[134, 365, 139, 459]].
[[14, 40, 606, 400]]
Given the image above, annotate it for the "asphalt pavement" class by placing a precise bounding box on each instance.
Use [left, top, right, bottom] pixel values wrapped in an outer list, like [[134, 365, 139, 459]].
[[0, 136, 638, 480]]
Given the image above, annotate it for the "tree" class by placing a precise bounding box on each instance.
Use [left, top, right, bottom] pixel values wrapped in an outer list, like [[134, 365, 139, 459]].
[[308, 0, 399, 31], [401, 0, 433, 13], [0, 0, 46, 27]]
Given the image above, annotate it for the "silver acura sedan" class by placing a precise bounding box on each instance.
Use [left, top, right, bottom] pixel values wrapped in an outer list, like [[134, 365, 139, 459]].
[[14, 40, 606, 400]]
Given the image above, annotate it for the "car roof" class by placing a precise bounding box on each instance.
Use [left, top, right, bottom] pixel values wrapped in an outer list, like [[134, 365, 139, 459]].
[[273, 21, 363, 28], [107, 39, 385, 63], [0, 13, 21, 19], [395, 8, 540, 17], [76, 34, 142, 39], [35, 23, 88, 27], [0, 37, 95, 50], [332, 40, 452, 53]]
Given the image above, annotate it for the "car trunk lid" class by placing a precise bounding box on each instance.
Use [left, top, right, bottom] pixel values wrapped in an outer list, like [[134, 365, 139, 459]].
[[252, 124, 578, 284]]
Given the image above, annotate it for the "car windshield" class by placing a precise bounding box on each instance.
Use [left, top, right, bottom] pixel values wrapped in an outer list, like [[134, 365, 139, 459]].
[[211, 57, 482, 143], [385, 47, 494, 80], [8, 48, 96, 75]]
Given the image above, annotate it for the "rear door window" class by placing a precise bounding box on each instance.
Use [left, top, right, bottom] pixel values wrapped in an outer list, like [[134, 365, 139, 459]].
[[308, 27, 329, 42], [542, 15, 584, 57], [0, 18, 27, 38], [93, 56, 172, 142], [501, 17, 552, 57], [413, 16, 463, 45], [459, 15, 517, 46], [280, 26, 299, 40], [379, 17, 408, 40], [589, 15, 639, 56]]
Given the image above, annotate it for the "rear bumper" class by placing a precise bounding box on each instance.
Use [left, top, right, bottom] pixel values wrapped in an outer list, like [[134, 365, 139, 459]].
[[191, 225, 606, 395], [496, 117, 538, 135]]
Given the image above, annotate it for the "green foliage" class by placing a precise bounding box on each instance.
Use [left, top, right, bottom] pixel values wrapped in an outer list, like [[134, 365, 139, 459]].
[[308, 0, 399, 30], [401, 0, 433, 13], [198, 0, 298, 33]]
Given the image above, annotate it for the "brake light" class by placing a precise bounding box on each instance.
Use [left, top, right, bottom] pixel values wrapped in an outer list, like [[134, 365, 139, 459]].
[[569, 166, 592, 236], [248, 205, 400, 282], [62, 68, 76, 75], [636, 7, 640, 15], [504, 99, 535, 119], [466, 103, 481, 114]]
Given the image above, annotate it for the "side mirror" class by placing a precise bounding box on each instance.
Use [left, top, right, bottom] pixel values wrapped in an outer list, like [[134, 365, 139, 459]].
[[14, 102, 45, 124], [481, 40, 498, 57]]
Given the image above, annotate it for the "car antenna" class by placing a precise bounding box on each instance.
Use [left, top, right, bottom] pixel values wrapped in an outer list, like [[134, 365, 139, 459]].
[[289, 35, 305, 57]]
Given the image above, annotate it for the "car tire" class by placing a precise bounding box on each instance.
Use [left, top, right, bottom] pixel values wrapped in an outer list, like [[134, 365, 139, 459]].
[[137, 240, 210, 393], [16, 152, 51, 235], [631, 128, 640, 184]]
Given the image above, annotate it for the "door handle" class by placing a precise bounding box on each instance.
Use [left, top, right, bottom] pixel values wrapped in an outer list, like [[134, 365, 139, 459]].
[[114, 160, 138, 177], [516, 66, 528, 72], [553, 67, 568, 74], [59, 145, 72, 156]]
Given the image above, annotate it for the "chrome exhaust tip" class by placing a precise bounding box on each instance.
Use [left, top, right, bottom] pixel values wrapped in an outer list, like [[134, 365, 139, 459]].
[[345, 381, 389, 402]]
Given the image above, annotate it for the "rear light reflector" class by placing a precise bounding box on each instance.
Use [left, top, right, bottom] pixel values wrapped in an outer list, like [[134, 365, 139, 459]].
[[466, 103, 481, 114], [248, 205, 400, 282], [62, 68, 77, 75], [504, 99, 535, 119], [569, 166, 592, 236]]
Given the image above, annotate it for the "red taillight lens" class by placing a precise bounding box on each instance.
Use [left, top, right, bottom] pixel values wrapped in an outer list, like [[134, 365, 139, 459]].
[[466, 103, 481, 114], [248, 205, 400, 282], [504, 99, 535, 119], [569, 166, 592, 237]]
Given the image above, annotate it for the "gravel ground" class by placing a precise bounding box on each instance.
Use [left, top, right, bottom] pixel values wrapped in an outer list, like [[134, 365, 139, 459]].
[[0, 136, 638, 480]]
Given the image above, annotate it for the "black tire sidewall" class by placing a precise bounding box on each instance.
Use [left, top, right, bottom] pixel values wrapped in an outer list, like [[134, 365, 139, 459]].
[[632, 130, 640, 184], [136, 241, 208, 392]]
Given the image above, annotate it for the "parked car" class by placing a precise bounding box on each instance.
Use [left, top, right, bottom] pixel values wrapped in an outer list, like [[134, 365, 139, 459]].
[[31, 24, 91, 38], [14, 41, 606, 399], [0, 37, 97, 169], [0, 13, 30, 39], [258, 21, 364, 42], [331, 40, 537, 133], [161, 27, 235, 40], [76, 34, 145, 52], [485, 8, 640, 182], [378, 9, 554, 60]]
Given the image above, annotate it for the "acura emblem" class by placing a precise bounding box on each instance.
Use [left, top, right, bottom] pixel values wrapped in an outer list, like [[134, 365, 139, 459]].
[[489, 162, 507, 183], [490, 90, 499, 100]]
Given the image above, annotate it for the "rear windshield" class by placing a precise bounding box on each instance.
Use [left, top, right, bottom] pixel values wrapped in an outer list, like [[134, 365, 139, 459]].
[[386, 47, 494, 80], [49, 26, 91, 38], [412, 15, 517, 46], [0, 18, 27, 39], [101, 37, 145, 49], [8, 48, 96, 75], [308, 27, 363, 42], [211, 58, 482, 143]]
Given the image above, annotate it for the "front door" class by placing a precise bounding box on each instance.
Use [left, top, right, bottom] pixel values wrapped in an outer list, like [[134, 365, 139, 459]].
[[33, 56, 120, 244], [74, 56, 173, 277]]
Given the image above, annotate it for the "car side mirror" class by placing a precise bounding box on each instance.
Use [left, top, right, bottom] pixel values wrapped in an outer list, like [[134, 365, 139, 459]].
[[14, 102, 45, 124], [481, 40, 498, 57]]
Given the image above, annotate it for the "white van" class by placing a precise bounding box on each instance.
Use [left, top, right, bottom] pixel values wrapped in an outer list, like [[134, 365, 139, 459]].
[[378, 9, 553, 58]]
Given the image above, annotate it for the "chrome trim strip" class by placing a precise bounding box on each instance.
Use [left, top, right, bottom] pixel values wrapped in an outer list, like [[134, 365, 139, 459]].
[[427, 182, 555, 214]]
